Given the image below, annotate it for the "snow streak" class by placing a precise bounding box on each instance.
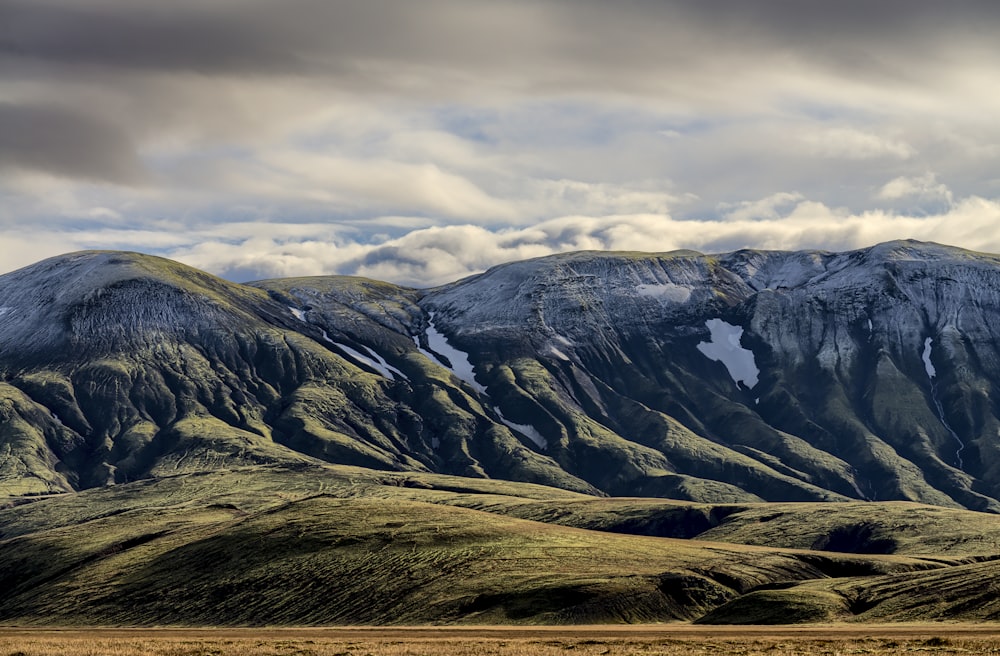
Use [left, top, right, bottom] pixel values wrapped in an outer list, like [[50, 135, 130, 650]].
[[420, 312, 488, 394], [924, 337, 964, 469], [495, 406, 547, 449], [321, 330, 406, 380]]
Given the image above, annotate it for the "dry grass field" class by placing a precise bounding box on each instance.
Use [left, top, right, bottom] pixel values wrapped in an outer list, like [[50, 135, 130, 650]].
[[3, 627, 1000, 656]]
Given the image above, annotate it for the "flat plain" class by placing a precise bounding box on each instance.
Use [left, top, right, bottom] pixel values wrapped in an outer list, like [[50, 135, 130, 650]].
[[3, 626, 1000, 656]]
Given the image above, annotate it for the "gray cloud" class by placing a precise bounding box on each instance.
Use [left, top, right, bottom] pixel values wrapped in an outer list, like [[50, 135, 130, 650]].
[[5, 0, 999, 148], [2, 0, 1000, 278], [5, 1, 999, 91], [0, 1, 308, 75], [0, 102, 145, 183]]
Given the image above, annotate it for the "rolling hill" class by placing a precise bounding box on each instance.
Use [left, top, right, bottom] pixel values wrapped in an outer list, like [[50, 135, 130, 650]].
[[0, 464, 976, 626]]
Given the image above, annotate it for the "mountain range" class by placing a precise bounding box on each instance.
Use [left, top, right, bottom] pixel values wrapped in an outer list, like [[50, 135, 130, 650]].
[[2, 240, 999, 509], [6, 240, 1000, 625]]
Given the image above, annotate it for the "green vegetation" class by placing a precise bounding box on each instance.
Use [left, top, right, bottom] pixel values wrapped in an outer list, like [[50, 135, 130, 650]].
[[1, 463, 989, 626]]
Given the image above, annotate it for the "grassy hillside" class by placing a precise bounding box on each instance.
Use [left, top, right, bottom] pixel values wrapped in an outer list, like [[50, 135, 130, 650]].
[[1, 464, 982, 626], [432, 495, 1000, 557], [698, 558, 1000, 624]]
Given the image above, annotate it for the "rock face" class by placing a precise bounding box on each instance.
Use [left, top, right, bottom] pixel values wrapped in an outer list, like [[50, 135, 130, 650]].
[[4, 241, 1000, 510]]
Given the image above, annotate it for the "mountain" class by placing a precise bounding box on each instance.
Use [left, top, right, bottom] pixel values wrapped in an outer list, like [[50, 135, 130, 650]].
[[8, 241, 1000, 626], [3, 241, 1000, 511]]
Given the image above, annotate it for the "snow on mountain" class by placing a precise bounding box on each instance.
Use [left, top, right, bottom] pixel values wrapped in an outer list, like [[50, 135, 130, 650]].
[[696, 319, 760, 389], [7, 241, 1000, 511], [923, 337, 937, 378], [636, 282, 692, 303], [420, 312, 488, 394], [321, 330, 406, 381], [494, 406, 547, 449]]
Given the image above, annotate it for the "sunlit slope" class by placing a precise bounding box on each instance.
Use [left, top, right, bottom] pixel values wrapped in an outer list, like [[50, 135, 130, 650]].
[[434, 495, 1000, 557], [0, 466, 938, 626], [698, 557, 1000, 624]]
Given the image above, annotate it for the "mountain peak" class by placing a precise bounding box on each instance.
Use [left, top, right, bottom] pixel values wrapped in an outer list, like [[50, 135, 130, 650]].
[[0, 250, 271, 365]]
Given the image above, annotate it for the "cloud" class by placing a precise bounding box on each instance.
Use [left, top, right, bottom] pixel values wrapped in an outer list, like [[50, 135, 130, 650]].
[[335, 197, 1000, 285], [0, 193, 971, 287], [720, 192, 804, 222], [3, 1, 1000, 284], [3, 190, 1000, 288], [800, 128, 915, 160], [0, 102, 146, 184], [256, 152, 518, 221], [6, 1, 1000, 108], [878, 173, 953, 204], [526, 180, 686, 217], [0, 0, 313, 75], [0, 230, 81, 274]]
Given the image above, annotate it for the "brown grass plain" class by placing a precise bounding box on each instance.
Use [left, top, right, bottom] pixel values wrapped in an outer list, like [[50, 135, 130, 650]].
[[4, 625, 1000, 656]]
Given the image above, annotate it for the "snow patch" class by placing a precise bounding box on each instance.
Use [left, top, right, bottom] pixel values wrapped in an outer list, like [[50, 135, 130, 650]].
[[495, 407, 547, 449], [547, 346, 570, 361], [288, 306, 306, 322], [0, 307, 12, 318], [431, 437, 441, 449], [553, 334, 574, 347], [50, 412, 63, 426], [697, 319, 760, 389], [421, 313, 488, 394], [372, 352, 407, 380], [636, 283, 691, 303], [546, 334, 573, 360], [321, 330, 406, 380], [922, 337, 936, 378]]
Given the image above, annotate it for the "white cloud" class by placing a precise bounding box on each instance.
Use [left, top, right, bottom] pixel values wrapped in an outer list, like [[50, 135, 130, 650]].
[[877, 172, 953, 205], [522, 179, 689, 218], [800, 128, 915, 160], [720, 192, 804, 222], [166, 150, 517, 222], [154, 194, 1000, 286], [5, 192, 1000, 287], [0, 232, 83, 274]]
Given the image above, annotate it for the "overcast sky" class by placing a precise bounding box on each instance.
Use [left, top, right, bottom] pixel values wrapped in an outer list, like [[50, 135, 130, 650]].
[[3, 0, 1000, 285]]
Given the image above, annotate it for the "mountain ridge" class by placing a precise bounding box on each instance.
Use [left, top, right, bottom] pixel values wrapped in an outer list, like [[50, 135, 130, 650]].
[[3, 240, 1000, 512]]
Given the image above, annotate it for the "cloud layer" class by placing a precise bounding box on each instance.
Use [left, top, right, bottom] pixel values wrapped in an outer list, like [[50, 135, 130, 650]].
[[2, 1, 1000, 284]]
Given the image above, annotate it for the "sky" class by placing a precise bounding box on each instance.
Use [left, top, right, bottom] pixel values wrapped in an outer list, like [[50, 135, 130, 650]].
[[3, 0, 1000, 287]]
